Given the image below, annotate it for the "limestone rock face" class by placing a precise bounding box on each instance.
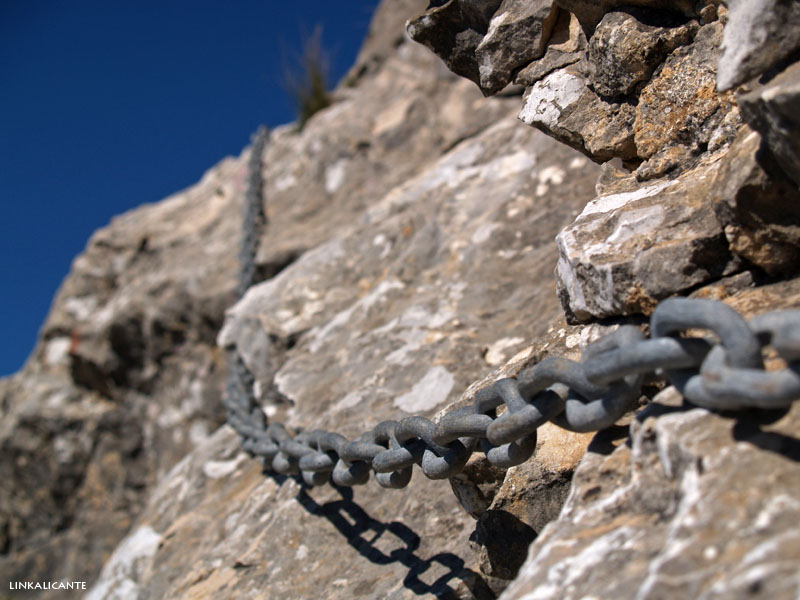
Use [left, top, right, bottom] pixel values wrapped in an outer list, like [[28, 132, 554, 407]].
[[198, 92, 599, 598], [4, 0, 800, 599], [555, 165, 737, 320], [223, 117, 598, 431], [0, 155, 248, 592], [2, 1, 602, 598], [410, 0, 800, 320], [500, 281, 800, 600], [346, 0, 430, 81], [404, 1, 800, 598], [582, 9, 697, 98]]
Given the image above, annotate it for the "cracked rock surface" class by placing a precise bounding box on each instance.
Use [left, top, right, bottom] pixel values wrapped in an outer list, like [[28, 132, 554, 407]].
[[500, 281, 800, 600], [3, 1, 800, 599], [73, 2, 602, 598]]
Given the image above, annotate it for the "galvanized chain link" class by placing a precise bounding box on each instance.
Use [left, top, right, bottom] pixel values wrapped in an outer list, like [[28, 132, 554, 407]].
[[224, 130, 800, 490], [225, 127, 269, 432], [237, 126, 269, 298]]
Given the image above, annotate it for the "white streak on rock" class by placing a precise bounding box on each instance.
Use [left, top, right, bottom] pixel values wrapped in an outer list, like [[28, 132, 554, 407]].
[[394, 366, 455, 413], [580, 180, 677, 217], [336, 391, 363, 410], [471, 222, 501, 244], [63, 296, 98, 320], [85, 526, 162, 600], [325, 159, 349, 194], [44, 337, 71, 366], [485, 336, 526, 366], [203, 453, 246, 479], [519, 71, 586, 129], [274, 172, 297, 192], [309, 278, 405, 352]]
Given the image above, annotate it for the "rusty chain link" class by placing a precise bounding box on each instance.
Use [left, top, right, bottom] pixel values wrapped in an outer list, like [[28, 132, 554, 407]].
[[224, 129, 800, 490]]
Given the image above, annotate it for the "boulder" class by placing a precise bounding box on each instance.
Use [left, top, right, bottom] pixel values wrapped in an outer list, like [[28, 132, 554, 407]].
[[474, 0, 559, 94], [519, 68, 638, 161], [581, 9, 697, 99], [555, 161, 738, 321], [710, 127, 800, 277], [738, 61, 800, 188], [634, 21, 739, 174], [514, 10, 585, 87], [717, 0, 800, 91], [406, 0, 503, 90]]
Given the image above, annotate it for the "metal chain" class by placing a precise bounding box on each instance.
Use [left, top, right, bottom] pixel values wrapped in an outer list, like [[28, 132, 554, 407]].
[[237, 126, 269, 297], [224, 130, 800, 489], [226, 127, 270, 431]]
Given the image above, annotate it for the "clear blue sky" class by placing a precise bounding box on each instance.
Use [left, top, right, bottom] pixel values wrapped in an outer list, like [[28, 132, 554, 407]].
[[0, 0, 379, 376]]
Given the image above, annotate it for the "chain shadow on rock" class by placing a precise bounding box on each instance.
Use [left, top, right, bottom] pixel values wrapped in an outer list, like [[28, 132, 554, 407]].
[[731, 407, 800, 462], [264, 472, 495, 599], [587, 400, 800, 463], [648, 399, 800, 463]]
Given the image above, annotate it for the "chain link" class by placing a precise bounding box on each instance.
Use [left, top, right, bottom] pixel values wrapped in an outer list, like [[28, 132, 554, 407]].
[[224, 127, 270, 441], [224, 131, 800, 490]]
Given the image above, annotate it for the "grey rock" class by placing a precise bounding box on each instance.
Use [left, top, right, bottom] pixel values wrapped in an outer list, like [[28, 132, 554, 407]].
[[556, 119, 800, 323], [7, 1, 800, 599], [553, 0, 698, 33], [90, 106, 601, 600], [634, 22, 736, 164], [345, 0, 429, 83], [406, 0, 503, 91], [222, 116, 599, 442], [89, 426, 492, 600], [0, 153, 246, 592], [514, 10, 585, 87], [710, 126, 800, 276], [555, 160, 739, 321], [413, 0, 738, 175], [257, 37, 512, 274], [738, 61, 800, 188], [444, 316, 617, 586], [582, 10, 697, 98], [0, 2, 521, 594], [475, 0, 559, 94], [407, 0, 560, 95], [718, 0, 800, 91], [79, 2, 601, 597], [519, 68, 638, 161], [500, 280, 800, 600], [472, 463, 571, 582]]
